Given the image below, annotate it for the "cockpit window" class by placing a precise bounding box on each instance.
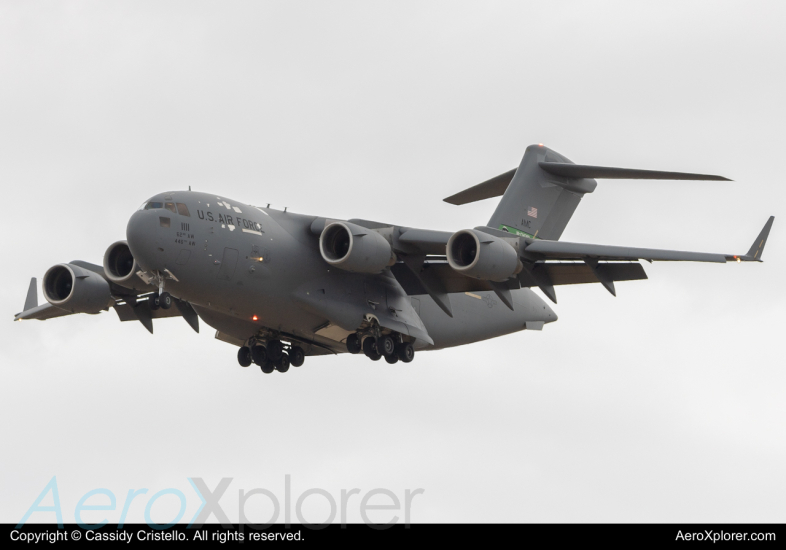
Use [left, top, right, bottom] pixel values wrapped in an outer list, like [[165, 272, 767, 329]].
[[165, 202, 177, 213], [144, 202, 163, 210], [176, 203, 190, 216]]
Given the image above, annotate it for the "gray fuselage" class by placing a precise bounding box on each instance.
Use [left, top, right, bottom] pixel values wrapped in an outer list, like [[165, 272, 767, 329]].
[[126, 190, 557, 355]]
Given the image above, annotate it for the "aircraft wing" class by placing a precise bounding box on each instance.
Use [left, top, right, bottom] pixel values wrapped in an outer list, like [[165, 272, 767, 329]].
[[14, 301, 74, 321], [389, 216, 773, 309], [14, 262, 200, 334], [522, 215, 774, 263]]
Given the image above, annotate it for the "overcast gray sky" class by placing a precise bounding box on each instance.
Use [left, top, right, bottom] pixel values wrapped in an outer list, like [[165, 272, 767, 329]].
[[1, 1, 784, 524]]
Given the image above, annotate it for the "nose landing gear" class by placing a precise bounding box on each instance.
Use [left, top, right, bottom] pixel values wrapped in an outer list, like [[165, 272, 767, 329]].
[[147, 291, 173, 311], [149, 292, 173, 310]]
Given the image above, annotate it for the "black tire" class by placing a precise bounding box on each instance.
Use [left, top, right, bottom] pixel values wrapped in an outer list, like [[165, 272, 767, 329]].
[[346, 334, 362, 354], [276, 353, 290, 373], [377, 335, 395, 356], [397, 342, 415, 363], [159, 292, 173, 310], [251, 345, 268, 365], [363, 337, 381, 361], [290, 346, 305, 367], [260, 361, 275, 374], [267, 340, 284, 361], [148, 294, 160, 311], [237, 346, 252, 367], [384, 354, 399, 364]]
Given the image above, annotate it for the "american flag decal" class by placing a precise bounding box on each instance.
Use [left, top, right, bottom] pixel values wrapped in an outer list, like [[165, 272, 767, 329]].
[[527, 206, 538, 218]]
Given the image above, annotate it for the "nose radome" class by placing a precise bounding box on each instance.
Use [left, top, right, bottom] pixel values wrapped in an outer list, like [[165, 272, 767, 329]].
[[126, 210, 160, 272]]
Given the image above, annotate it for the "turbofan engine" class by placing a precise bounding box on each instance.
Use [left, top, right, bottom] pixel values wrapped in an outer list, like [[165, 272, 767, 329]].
[[319, 222, 396, 274], [43, 263, 112, 314], [103, 240, 150, 291], [447, 229, 523, 281]]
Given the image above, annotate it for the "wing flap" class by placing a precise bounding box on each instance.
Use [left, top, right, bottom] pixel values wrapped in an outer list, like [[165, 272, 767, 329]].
[[391, 260, 646, 298], [542, 262, 648, 286]]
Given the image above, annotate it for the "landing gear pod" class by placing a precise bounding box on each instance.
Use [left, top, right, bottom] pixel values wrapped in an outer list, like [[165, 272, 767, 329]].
[[42, 263, 112, 314], [319, 221, 396, 274], [447, 229, 522, 281]]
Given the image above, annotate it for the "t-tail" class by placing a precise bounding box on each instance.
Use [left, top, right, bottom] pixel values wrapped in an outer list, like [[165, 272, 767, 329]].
[[444, 144, 730, 240]]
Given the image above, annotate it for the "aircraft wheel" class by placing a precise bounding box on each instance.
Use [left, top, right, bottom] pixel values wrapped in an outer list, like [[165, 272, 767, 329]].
[[148, 294, 160, 311], [363, 337, 381, 361], [267, 340, 284, 361], [159, 292, 173, 310], [260, 361, 275, 374], [377, 335, 395, 357], [346, 334, 362, 354], [290, 346, 305, 367], [251, 345, 268, 365], [276, 353, 290, 373], [237, 346, 252, 367], [384, 354, 399, 364], [397, 342, 415, 363]]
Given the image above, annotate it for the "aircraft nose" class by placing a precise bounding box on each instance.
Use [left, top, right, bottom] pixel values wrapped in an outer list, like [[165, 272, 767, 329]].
[[126, 210, 161, 272]]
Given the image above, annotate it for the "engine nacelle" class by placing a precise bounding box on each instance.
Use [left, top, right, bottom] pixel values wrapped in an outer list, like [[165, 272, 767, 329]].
[[319, 222, 395, 274], [103, 240, 151, 291], [447, 229, 522, 281], [43, 263, 112, 314]]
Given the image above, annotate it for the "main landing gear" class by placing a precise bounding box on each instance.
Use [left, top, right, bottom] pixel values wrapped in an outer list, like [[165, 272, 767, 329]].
[[347, 332, 415, 364], [237, 339, 305, 374]]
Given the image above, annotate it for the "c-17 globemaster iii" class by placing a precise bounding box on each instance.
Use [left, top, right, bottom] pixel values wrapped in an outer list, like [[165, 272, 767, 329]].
[[15, 144, 774, 373]]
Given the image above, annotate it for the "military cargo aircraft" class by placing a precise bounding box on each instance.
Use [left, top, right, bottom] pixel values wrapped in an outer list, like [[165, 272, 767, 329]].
[[15, 144, 773, 373]]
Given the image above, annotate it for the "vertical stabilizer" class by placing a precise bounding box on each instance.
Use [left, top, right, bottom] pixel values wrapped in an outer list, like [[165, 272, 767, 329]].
[[487, 145, 596, 241]]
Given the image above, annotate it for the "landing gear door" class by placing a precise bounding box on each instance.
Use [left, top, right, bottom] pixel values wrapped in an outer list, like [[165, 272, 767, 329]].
[[364, 282, 386, 311], [217, 248, 239, 280]]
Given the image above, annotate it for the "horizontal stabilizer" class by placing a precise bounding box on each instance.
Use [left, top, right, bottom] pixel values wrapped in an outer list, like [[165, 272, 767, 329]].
[[443, 168, 516, 205], [538, 162, 731, 181], [443, 158, 730, 206]]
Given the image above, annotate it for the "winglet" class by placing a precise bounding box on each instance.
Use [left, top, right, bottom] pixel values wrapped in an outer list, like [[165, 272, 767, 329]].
[[745, 216, 774, 261], [727, 216, 774, 262], [24, 278, 38, 311]]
